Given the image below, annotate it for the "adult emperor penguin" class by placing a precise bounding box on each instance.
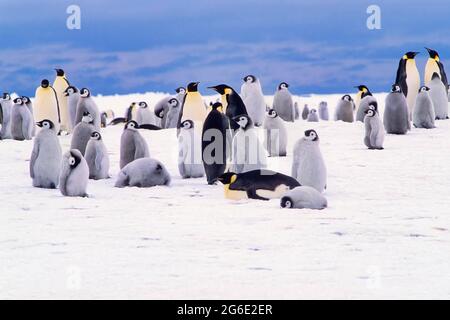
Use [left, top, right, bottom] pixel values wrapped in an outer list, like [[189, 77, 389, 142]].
[[354, 85, 372, 111], [356, 86, 377, 122], [231, 114, 267, 174], [364, 106, 385, 150], [318, 101, 329, 121], [34, 79, 60, 133], [280, 186, 328, 210], [292, 130, 327, 193], [202, 102, 229, 184], [273, 82, 295, 122], [428, 73, 449, 120], [30, 120, 62, 188], [10, 97, 33, 141], [179, 82, 207, 126], [85, 131, 110, 180], [208, 84, 248, 132], [263, 109, 287, 157], [136, 101, 156, 126], [71, 112, 95, 156], [63, 86, 80, 129], [75, 88, 101, 130], [178, 120, 204, 178], [396, 52, 420, 120], [52, 69, 71, 133], [307, 109, 319, 122], [21, 96, 35, 136], [165, 98, 182, 129], [413, 86, 436, 129], [217, 170, 300, 201], [241, 75, 266, 126], [115, 158, 171, 188], [120, 120, 150, 169], [334, 95, 355, 123], [425, 48, 448, 91], [302, 104, 310, 120], [59, 149, 89, 197], [0, 93, 13, 139], [384, 84, 410, 134]]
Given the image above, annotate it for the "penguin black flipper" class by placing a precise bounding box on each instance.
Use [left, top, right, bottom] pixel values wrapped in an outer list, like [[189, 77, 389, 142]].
[[396, 59, 408, 97], [438, 61, 448, 91], [246, 188, 270, 201], [109, 117, 127, 126], [139, 124, 162, 130]]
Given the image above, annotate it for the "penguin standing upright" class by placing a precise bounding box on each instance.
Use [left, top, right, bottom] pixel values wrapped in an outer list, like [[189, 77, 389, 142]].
[[136, 101, 156, 126], [85, 131, 110, 180], [334, 95, 355, 123], [354, 85, 371, 111], [413, 86, 436, 129], [240, 75, 266, 126], [356, 86, 377, 122], [71, 112, 95, 156], [273, 82, 295, 122], [63, 86, 80, 129], [231, 114, 267, 174], [384, 84, 410, 134], [364, 106, 385, 150], [120, 121, 150, 169], [179, 82, 207, 126], [318, 101, 329, 121], [52, 69, 71, 133], [0, 93, 13, 139], [302, 104, 310, 120], [30, 120, 62, 188], [292, 130, 327, 193], [202, 102, 229, 184], [10, 97, 33, 141], [428, 73, 449, 120], [75, 88, 101, 130], [175, 87, 186, 105], [59, 149, 89, 197], [396, 52, 421, 120], [425, 48, 448, 92], [21, 96, 35, 136], [34, 79, 61, 134], [154, 97, 174, 128], [165, 98, 182, 129], [263, 109, 287, 157], [178, 120, 204, 179], [307, 109, 319, 122]]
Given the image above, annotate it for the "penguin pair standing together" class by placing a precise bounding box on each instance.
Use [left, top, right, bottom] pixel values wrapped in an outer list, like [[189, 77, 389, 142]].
[[1, 93, 35, 140]]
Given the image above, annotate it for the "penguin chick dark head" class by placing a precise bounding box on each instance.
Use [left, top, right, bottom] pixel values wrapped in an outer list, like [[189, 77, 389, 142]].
[[368, 101, 378, 111], [187, 82, 200, 92], [36, 119, 54, 130], [168, 98, 178, 107], [304, 129, 319, 141], [419, 86, 430, 93], [125, 120, 139, 130], [342, 94, 353, 102], [181, 119, 194, 130], [138, 101, 148, 108], [13, 97, 23, 105], [243, 75, 256, 83], [208, 84, 233, 95], [68, 150, 82, 169], [2, 92, 11, 100], [391, 84, 402, 93], [64, 86, 78, 96], [233, 114, 252, 130], [41, 79, 50, 88], [22, 96, 31, 104], [403, 52, 419, 60], [90, 131, 102, 140], [217, 172, 237, 185], [280, 196, 294, 209], [55, 69, 65, 77], [267, 109, 278, 118], [82, 112, 94, 123], [175, 87, 186, 94], [278, 82, 289, 90], [80, 88, 91, 98], [211, 102, 223, 112], [365, 108, 376, 117], [425, 47, 440, 60], [309, 109, 317, 114]]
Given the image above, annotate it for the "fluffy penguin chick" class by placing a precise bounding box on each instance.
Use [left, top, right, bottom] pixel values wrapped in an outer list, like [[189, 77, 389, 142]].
[[75, 88, 101, 130], [413, 86, 436, 129], [11, 97, 33, 141], [281, 186, 328, 210], [240, 75, 266, 126], [356, 95, 377, 122], [85, 131, 110, 180], [318, 102, 329, 121], [178, 120, 204, 178], [71, 112, 95, 156], [364, 106, 385, 150], [59, 149, 89, 197], [120, 120, 150, 169], [64, 86, 80, 130], [292, 130, 327, 193], [273, 82, 295, 122], [334, 95, 355, 123], [383, 84, 410, 134], [307, 109, 319, 122], [302, 104, 310, 120], [115, 158, 171, 188], [0, 93, 13, 139], [428, 73, 449, 120], [136, 101, 156, 126], [263, 109, 287, 157], [163, 98, 181, 129], [30, 120, 62, 188]]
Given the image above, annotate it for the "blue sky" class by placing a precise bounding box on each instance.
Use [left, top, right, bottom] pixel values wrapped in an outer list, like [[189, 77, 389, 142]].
[[0, 0, 449, 96]]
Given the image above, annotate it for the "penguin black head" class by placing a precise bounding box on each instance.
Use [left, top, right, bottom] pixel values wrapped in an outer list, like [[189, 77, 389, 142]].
[[36, 119, 54, 130], [243, 75, 256, 83], [168, 98, 178, 107], [156, 109, 164, 119], [304, 129, 319, 141], [13, 97, 23, 105], [125, 120, 139, 130], [90, 131, 102, 140], [342, 94, 353, 102], [355, 85, 372, 98], [425, 48, 439, 60], [187, 82, 200, 92], [82, 112, 94, 123], [365, 108, 376, 117], [208, 84, 232, 95], [233, 114, 252, 130], [2, 92, 10, 100], [22, 96, 30, 104], [217, 172, 237, 185], [368, 101, 378, 111], [138, 101, 148, 108], [175, 87, 186, 94], [80, 88, 91, 98], [309, 109, 317, 114], [280, 196, 294, 209], [391, 84, 402, 93], [68, 150, 82, 169], [211, 102, 223, 112], [41, 79, 50, 88], [403, 52, 419, 60], [432, 72, 441, 80], [64, 86, 78, 96], [278, 82, 289, 90], [181, 119, 194, 130], [267, 109, 278, 118], [419, 86, 430, 93], [55, 69, 65, 77]]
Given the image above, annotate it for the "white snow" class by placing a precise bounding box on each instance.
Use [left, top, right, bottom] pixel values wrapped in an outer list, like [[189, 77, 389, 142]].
[[1, 92, 449, 299]]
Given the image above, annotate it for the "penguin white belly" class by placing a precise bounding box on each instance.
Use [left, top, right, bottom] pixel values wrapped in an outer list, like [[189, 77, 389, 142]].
[[224, 185, 248, 200], [425, 60, 441, 85], [35, 90, 60, 132], [182, 94, 206, 123], [256, 184, 290, 199], [54, 79, 70, 132], [406, 62, 420, 116]]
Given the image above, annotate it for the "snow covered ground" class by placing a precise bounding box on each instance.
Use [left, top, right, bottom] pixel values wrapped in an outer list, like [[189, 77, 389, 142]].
[[1, 92, 450, 299]]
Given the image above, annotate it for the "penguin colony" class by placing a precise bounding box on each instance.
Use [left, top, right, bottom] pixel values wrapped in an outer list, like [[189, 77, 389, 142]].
[[1, 47, 448, 209]]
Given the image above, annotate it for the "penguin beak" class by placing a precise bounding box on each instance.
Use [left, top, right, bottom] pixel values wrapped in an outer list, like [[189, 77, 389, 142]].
[[207, 86, 218, 92], [36, 122, 43, 127]]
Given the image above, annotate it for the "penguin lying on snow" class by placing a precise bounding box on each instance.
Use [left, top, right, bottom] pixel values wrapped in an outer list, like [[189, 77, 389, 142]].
[[60, 149, 89, 197], [281, 186, 328, 210], [115, 158, 171, 188], [217, 170, 300, 201]]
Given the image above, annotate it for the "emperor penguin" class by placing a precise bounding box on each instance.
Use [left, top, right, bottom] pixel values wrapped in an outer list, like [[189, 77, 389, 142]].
[[75, 88, 101, 130], [179, 82, 207, 126], [384, 84, 410, 134], [263, 109, 287, 157], [354, 85, 372, 111], [202, 102, 229, 184], [208, 84, 248, 132], [231, 114, 267, 174], [428, 72, 449, 120], [294, 102, 300, 120], [136, 101, 156, 126], [120, 120, 150, 169], [364, 106, 385, 150], [10, 97, 33, 141], [63, 86, 80, 129], [240, 75, 266, 126], [413, 86, 436, 129], [280, 186, 328, 210], [425, 48, 448, 92], [334, 95, 355, 122], [273, 82, 295, 122], [302, 104, 310, 120], [22, 96, 35, 136], [59, 149, 89, 197], [71, 112, 95, 156], [30, 120, 62, 189], [318, 101, 329, 121], [396, 52, 421, 120], [34, 79, 61, 133], [292, 130, 327, 193], [178, 120, 204, 178], [85, 131, 110, 180], [165, 97, 182, 129], [115, 158, 171, 188], [217, 170, 300, 201], [356, 87, 377, 122], [307, 109, 319, 122], [0, 93, 13, 139], [52, 69, 71, 133]]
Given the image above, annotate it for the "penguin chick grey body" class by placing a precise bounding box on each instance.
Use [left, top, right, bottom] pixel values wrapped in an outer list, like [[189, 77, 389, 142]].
[[64, 86, 80, 130], [428, 73, 449, 120], [241, 75, 266, 126], [273, 82, 295, 122], [163, 98, 181, 128], [384, 84, 410, 134], [307, 109, 319, 122], [263, 109, 287, 157], [75, 88, 101, 130], [0, 93, 13, 139], [59, 149, 89, 197], [11, 97, 33, 141], [280, 186, 328, 210], [120, 120, 150, 169], [136, 101, 156, 126], [85, 131, 110, 180], [115, 158, 171, 188], [22, 96, 35, 136], [334, 95, 355, 123], [356, 93, 377, 122], [364, 107, 385, 150], [302, 104, 309, 120], [71, 112, 95, 156], [30, 120, 62, 189], [178, 120, 204, 178], [318, 101, 329, 121], [413, 86, 436, 129]]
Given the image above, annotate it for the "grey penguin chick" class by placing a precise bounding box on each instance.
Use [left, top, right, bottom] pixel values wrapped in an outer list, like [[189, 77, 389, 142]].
[[364, 106, 385, 150], [63, 86, 81, 130], [30, 120, 62, 189], [383, 84, 410, 134], [318, 101, 329, 121], [10, 97, 33, 141], [273, 82, 295, 122], [59, 149, 89, 197], [280, 186, 328, 210], [75, 88, 101, 130], [178, 120, 204, 178], [356, 94, 377, 122], [307, 109, 319, 122], [85, 131, 110, 180], [115, 158, 171, 188], [428, 73, 449, 120], [0, 92, 13, 139], [263, 109, 287, 157], [136, 101, 156, 126], [334, 95, 355, 122], [163, 98, 181, 128], [120, 120, 150, 169], [413, 86, 436, 129], [71, 112, 95, 156], [302, 104, 310, 120], [22, 96, 35, 136]]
